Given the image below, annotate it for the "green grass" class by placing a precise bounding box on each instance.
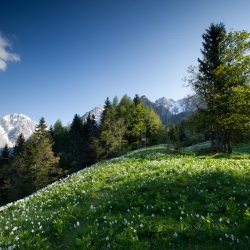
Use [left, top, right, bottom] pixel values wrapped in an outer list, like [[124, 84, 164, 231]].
[[0, 144, 250, 249]]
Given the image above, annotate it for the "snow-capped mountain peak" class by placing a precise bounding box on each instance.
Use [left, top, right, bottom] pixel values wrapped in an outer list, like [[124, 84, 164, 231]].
[[0, 114, 37, 148], [154, 97, 194, 115], [81, 104, 104, 124]]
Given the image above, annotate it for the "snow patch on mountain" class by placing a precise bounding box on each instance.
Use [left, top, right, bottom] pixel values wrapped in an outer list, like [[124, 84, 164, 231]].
[[81, 104, 104, 124], [0, 114, 37, 148], [155, 97, 194, 115]]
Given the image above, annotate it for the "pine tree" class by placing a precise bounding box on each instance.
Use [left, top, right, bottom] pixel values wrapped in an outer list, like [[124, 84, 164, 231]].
[[13, 133, 26, 156], [0, 144, 10, 167], [185, 24, 250, 153], [67, 114, 85, 172], [81, 113, 98, 166], [51, 119, 67, 155], [23, 134, 59, 192], [100, 97, 112, 124], [35, 117, 48, 140]]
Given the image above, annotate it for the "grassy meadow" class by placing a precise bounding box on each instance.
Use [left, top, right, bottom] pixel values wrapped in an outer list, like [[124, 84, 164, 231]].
[[0, 143, 250, 249]]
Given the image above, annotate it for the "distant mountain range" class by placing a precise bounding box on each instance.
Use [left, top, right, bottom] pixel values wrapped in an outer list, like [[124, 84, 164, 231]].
[[81, 95, 195, 125], [0, 96, 195, 149], [141, 95, 195, 124]]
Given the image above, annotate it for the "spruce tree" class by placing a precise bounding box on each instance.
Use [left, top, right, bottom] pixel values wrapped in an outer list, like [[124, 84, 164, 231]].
[[13, 133, 26, 156], [185, 24, 250, 152], [67, 114, 85, 172], [81, 113, 98, 166], [51, 119, 67, 155], [100, 97, 112, 124], [23, 134, 59, 193], [0, 144, 10, 167], [35, 117, 48, 140]]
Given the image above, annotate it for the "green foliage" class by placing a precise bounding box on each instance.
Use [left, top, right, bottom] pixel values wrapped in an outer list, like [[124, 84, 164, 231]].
[[51, 119, 67, 155], [98, 107, 119, 158], [100, 97, 112, 124], [0, 144, 10, 167], [66, 114, 85, 172], [94, 94, 166, 159], [13, 133, 25, 156], [35, 117, 48, 140], [185, 23, 250, 153], [127, 95, 146, 145], [116, 94, 133, 122], [22, 133, 59, 193]]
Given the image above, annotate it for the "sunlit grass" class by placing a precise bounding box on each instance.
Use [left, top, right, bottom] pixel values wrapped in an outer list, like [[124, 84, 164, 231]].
[[0, 144, 250, 249]]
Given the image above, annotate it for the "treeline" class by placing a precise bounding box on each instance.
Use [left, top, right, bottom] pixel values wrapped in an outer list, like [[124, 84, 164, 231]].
[[0, 94, 171, 206]]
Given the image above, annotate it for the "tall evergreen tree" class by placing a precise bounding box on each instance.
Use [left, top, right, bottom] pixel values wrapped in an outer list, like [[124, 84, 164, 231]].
[[0, 144, 10, 167], [81, 113, 98, 166], [51, 119, 67, 155], [22, 134, 59, 193], [0, 152, 25, 205], [67, 114, 85, 172], [185, 23, 250, 152], [100, 97, 112, 125], [13, 133, 26, 156], [35, 117, 48, 140]]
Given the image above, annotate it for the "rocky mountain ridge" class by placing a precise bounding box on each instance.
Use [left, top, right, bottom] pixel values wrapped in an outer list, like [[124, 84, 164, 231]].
[[81, 104, 104, 124], [0, 114, 37, 148], [141, 95, 195, 124], [81, 96, 195, 125]]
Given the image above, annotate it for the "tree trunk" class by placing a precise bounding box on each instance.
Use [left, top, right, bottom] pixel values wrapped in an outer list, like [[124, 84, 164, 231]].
[[209, 131, 214, 147], [226, 131, 232, 154]]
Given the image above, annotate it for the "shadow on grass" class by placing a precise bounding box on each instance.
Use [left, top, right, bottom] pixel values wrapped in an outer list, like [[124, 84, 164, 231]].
[[68, 160, 250, 250]]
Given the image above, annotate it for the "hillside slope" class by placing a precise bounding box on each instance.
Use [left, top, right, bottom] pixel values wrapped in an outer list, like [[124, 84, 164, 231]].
[[0, 145, 250, 249]]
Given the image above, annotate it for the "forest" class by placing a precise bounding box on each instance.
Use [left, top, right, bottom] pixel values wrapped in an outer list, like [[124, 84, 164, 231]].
[[0, 22, 250, 206]]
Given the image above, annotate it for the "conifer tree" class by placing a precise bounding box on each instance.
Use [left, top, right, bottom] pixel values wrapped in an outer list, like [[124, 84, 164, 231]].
[[0, 144, 10, 167], [35, 117, 48, 140], [81, 113, 98, 166], [22, 134, 59, 193], [13, 133, 26, 156], [100, 97, 112, 124], [185, 23, 250, 152], [67, 114, 85, 172], [51, 119, 67, 155]]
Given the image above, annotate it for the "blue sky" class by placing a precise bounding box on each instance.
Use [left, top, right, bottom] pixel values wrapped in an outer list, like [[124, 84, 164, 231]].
[[1, 0, 250, 126]]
